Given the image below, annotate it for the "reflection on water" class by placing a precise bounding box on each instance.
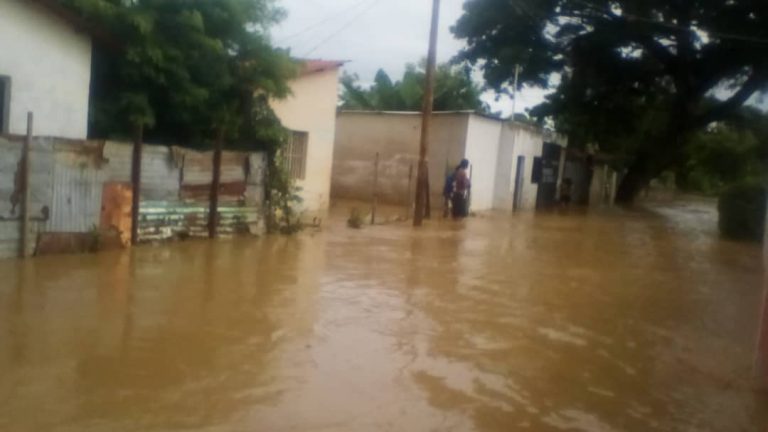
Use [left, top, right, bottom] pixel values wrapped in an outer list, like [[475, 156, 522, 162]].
[[0, 202, 766, 431]]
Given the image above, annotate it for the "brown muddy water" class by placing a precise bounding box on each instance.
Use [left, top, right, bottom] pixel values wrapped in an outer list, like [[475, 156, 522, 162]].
[[1, 201, 766, 432]]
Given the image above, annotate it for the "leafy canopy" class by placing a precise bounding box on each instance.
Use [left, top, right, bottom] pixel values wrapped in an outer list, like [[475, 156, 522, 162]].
[[678, 106, 768, 194], [453, 0, 768, 201], [61, 0, 296, 151], [340, 62, 489, 113]]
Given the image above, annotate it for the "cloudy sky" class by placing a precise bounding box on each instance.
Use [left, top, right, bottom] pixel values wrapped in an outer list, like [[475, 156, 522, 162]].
[[270, 0, 549, 116]]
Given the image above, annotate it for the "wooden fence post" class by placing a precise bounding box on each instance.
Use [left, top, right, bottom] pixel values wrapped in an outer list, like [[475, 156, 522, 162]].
[[424, 175, 432, 219], [756, 195, 768, 389], [209, 128, 224, 239], [371, 152, 379, 225], [130, 123, 144, 246], [19, 112, 32, 258], [407, 163, 414, 214]]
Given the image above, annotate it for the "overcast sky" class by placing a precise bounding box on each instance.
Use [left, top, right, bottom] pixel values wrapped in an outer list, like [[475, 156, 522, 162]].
[[270, 0, 548, 116]]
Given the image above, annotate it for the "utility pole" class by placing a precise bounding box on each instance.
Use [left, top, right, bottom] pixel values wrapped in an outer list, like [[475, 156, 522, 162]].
[[130, 123, 144, 246], [511, 64, 521, 120], [413, 0, 441, 227], [510, 65, 521, 211], [371, 152, 379, 225]]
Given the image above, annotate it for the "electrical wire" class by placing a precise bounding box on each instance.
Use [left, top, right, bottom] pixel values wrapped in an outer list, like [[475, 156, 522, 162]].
[[303, 0, 381, 57], [278, 0, 374, 44]]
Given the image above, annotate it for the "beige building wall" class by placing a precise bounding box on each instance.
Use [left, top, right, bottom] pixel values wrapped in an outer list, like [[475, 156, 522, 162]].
[[271, 68, 340, 216], [333, 113, 553, 213], [0, 0, 93, 139], [332, 112, 469, 207]]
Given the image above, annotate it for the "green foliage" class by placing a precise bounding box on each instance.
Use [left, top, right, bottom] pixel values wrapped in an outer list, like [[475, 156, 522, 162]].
[[265, 144, 304, 234], [453, 0, 768, 202], [61, 0, 303, 234], [61, 0, 295, 152], [677, 125, 764, 194], [718, 181, 767, 242], [341, 62, 489, 113]]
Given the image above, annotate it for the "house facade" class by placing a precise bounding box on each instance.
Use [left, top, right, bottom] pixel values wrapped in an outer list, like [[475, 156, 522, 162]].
[[271, 60, 343, 217], [332, 111, 567, 212], [0, 0, 94, 139]]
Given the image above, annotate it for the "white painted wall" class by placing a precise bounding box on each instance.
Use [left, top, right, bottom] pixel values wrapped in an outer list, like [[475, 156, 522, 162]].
[[493, 124, 515, 210], [0, 0, 92, 138], [271, 68, 340, 216], [495, 123, 544, 211], [464, 115, 501, 211]]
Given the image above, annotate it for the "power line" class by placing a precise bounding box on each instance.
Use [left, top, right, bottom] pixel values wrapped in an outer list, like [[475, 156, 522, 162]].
[[278, 0, 374, 44], [303, 0, 381, 57]]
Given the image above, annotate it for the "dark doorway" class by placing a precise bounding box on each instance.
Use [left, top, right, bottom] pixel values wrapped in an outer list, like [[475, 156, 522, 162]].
[[535, 142, 563, 209], [0, 76, 10, 134], [513, 156, 525, 211]]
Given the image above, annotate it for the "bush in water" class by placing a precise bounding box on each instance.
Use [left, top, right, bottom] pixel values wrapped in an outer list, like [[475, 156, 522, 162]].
[[718, 181, 767, 242]]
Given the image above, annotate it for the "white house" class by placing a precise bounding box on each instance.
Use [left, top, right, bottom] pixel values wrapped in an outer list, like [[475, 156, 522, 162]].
[[0, 0, 96, 139], [332, 111, 567, 212], [270, 59, 344, 217]]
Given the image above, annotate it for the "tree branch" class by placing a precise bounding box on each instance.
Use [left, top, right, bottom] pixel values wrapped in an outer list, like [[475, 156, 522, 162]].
[[634, 34, 676, 72], [694, 70, 768, 127]]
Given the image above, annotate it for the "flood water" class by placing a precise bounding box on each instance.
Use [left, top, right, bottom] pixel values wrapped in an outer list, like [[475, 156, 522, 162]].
[[1, 201, 766, 431]]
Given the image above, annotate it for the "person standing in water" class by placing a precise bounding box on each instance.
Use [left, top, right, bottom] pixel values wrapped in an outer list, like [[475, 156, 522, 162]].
[[452, 159, 471, 219]]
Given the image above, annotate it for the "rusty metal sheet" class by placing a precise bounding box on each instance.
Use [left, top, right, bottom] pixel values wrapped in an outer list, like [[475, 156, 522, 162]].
[[180, 182, 247, 201], [0, 137, 55, 220], [181, 150, 249, 186]]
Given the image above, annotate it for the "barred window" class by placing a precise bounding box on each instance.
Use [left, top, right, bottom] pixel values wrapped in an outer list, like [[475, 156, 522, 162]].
[[285, 131, 308, 180]]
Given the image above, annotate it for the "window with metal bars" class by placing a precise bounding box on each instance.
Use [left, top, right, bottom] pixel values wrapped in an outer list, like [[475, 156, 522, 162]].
[[285, 131, 308, 180]]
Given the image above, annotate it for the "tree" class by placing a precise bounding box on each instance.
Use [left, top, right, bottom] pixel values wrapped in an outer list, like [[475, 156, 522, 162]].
[[677, 123, 763, 194], [340, 62, 489, 113], [61, 0, 295, 152], [454, 0, 768, 203]]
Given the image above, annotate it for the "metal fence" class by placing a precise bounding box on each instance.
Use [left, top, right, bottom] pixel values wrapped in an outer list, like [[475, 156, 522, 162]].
[[0, 135, 266, 259]]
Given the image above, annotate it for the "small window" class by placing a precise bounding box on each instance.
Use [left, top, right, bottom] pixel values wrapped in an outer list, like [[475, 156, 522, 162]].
[[285, 131, 308, 180], [0, 76, 10, 134]]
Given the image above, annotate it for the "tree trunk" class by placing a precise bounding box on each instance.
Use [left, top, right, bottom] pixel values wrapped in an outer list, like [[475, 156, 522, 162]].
[[615, 152, 655, 205], [615, 115, 690, 205]]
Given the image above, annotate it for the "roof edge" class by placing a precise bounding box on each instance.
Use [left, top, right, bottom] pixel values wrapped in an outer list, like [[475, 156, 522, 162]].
[[296, 59, 347, 77], [27, 0, 118, 47], [338, 110, 504, 121]]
